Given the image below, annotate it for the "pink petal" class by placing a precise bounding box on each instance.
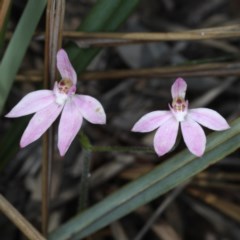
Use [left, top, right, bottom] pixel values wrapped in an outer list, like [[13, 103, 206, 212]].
[[5, 90, 55, 117], [58, 100, 83, 156], [153, 117, 179, 156], [73, 94, 106, 124], [188, 108, 230, 131], [20, 103, 63, 147], [181, 117, 206, 157], [57, 49, 77, 85], [132, 111, 172, 132], [171, 77, 187, 99]]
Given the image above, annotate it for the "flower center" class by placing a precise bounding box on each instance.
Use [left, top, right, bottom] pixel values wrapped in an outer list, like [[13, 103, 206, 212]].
[[172, 97, 186, 112], [58, 79, 73, 94], [171, 97, 188, 122]]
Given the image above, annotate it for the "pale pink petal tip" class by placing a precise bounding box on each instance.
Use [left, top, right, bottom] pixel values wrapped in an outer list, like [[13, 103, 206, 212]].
[[189, 108, 230, 131], [171, 77, 187, 99], [153, 117, 179, 156], [20, 103, 62, 148], [57, 49, 77, 85], [73, 95, 106, 124], [132, 111, 172, 133], [181, 118, 206, 157], [58, 101, 83, 156], [5, 90, 54, 118]]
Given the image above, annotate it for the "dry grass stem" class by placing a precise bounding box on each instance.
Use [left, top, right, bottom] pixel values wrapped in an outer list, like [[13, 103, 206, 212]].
[[134, 184, 187, 240], [0, 0, 11, 30], [64, 24, 240, 47], [5, 24, 240, 47], [188, 189, 240, 223], [78, 62, 240, 80], [0, 194, 46, 240], [15, 62, 240, 82], [42, 0, 65, 236]]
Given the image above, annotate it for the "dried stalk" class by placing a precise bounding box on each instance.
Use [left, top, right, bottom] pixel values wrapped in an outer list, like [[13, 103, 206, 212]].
[[188, 189, 240, 222], [78, 62, 240, 80], [0, 194, 46, 240], [5, 24, 240, 47], [0, 0, 11, 30], [78, 150, 92, 212], [42, 0, 65, 236], [63, 24, 240, 47], [134, 184, 187, 240], [15, 62, 240, 82]]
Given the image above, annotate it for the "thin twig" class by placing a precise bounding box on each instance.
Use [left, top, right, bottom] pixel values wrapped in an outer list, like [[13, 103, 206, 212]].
[[0, 0, 11, 30], [42, 0, 65, 236], [0, 194, 46, 240], [78, 150, 92, 212], [42, 0, 52, 235], [191, 77, 236, 108], [188, 189, 240, 223], [134, 184, 187, 240], [91, 145, 154, 153], [63, 24, 240, 47], [5, 24, 240, 47], [78, 62, 240, 80], [15, 62, 240, 82]]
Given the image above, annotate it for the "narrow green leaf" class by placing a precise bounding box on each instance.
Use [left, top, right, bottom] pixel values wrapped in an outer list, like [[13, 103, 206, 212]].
[[0, 0, 46, 113], [49, 118, 240, 240], [79, 132, 92, 150], [0, 117, 29, 170], [78, 0, 122, 31], [67, 0, 140, 73]]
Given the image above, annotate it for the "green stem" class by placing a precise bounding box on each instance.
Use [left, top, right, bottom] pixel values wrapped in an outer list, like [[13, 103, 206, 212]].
[[91, 145, 154, 153], [77, 132, 154, 211], [78, 131, 154, 154], [78, 150, 92, 212]]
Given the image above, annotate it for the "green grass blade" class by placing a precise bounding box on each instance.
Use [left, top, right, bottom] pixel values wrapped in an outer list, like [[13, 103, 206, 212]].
[[0, 0, 46, 113], [67, 0, 140, 73], [49, 118, 240, 240], [78, 0, 122, 31], [0, 117, 29, 170]]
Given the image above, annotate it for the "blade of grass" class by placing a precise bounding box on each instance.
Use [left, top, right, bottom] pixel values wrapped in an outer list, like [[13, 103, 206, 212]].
[[49, 117, 240, 240], [134, 184, 187, 240], [0, 0, 46, 113], [67, 0, 140, 73], [0, 117, 29, 170]]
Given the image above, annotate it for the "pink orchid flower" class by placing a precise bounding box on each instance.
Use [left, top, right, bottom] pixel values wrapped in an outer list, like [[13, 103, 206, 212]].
[[6, 49, 106, 156], [132, 78, 230, 157]]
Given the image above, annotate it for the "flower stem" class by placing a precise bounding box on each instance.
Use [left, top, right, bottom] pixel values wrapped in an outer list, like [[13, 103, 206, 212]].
[[41, 131, 52, 236], [91, 145, 154, 153], [78, 150, 92, 212], [77, 132, 154, 212], [79, 131, 154, 154]]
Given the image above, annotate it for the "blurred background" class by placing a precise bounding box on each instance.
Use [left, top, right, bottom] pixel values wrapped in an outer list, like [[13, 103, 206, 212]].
[[1, 0, 240, 239]]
